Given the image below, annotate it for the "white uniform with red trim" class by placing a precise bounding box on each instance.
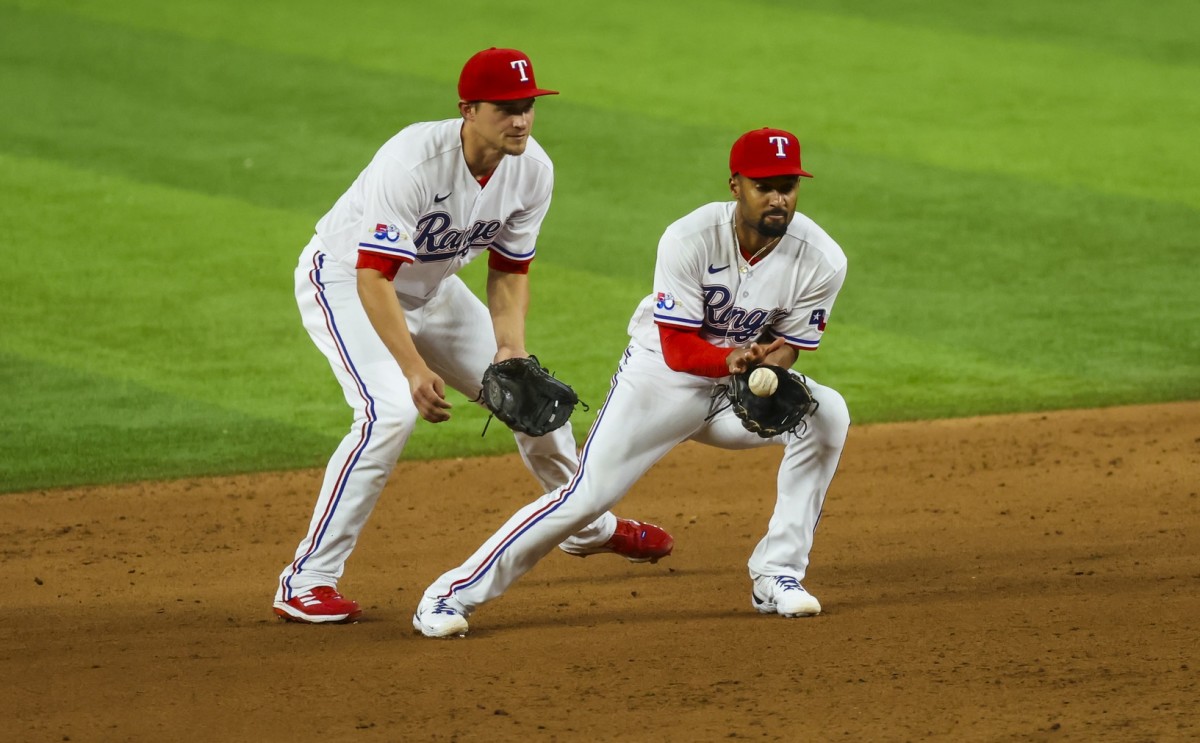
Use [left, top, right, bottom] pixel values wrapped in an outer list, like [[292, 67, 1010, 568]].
[[277, 118, 614, 603], [312, 119, 549, 299], [420, 200, 850, 610]]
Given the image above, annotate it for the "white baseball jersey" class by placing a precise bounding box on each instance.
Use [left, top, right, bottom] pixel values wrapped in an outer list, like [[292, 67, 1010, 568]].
[[313, 118, 553, 302], [628, 201, 846, 356]]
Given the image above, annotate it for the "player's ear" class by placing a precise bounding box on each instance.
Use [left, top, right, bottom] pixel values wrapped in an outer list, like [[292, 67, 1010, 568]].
[[458, 100, 476, 120], [729, 176, 739, 196]]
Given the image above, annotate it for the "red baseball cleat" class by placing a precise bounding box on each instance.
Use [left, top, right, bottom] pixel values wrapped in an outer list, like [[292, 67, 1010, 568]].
[[273, 586, 363, 624], [565, 518, 674, 563]]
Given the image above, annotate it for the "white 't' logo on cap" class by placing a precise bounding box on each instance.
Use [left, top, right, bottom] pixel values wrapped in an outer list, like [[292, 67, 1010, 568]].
[[510, 60, 530, 82], [768, 136, 790, 157]]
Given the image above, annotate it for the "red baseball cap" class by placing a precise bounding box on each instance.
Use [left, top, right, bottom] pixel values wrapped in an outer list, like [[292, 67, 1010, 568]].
[[729, 127, 813, 179], [458, 47, 559, 102]]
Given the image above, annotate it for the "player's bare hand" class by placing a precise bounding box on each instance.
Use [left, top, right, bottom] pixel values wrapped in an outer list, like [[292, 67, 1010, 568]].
[[409, 368, 453, 423], [727, 337, 787, 375]]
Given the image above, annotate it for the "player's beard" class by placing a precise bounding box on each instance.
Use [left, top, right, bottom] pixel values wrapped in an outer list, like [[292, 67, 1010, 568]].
[[756, 210, 790, 238]]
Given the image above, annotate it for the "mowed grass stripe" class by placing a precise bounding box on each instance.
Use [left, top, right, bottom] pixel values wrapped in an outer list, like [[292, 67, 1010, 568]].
[[809, 148, 1200, 381], [13, 0, 1199, 207], [0, 154, 355, 445], [0, 4, 443, 214], [784, 0, 1200, 67], [0, 354, 338, 491]]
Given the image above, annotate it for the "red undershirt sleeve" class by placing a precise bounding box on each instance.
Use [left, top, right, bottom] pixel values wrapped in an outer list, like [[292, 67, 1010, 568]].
[[356, 250, 406, 281], [487, 249, 531, 274], [658, 325, 733, 377]]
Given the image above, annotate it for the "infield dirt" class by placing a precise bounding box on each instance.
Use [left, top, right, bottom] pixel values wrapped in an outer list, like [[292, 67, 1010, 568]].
[[2, 402, 1197, 742]]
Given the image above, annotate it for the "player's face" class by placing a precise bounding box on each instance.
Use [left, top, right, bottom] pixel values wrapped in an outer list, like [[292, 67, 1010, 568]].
[[464, 99, 537, 156], [730, 175, 799, 238]]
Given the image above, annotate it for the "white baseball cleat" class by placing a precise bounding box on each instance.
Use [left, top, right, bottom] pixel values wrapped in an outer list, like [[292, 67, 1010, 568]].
[[750, 574, 822, 617], [412, 595, 470, 638]]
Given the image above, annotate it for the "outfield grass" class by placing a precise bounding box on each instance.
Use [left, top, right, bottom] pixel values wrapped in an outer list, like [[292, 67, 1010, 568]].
[[1, 0, 1197, 491]]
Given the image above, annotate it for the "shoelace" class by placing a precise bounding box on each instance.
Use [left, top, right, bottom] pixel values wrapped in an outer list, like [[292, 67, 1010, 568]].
[[431, 599, 460, 616], [774, 576, 803, 592]]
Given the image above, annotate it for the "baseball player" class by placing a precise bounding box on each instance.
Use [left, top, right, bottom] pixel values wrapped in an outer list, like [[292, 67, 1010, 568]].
[[413, 127, 851, 637], [274, 47, 674, 624]]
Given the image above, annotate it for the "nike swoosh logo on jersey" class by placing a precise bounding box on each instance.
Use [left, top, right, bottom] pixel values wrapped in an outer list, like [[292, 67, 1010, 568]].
[[707, 264, 730, 274], [434, 192, 452, 203]]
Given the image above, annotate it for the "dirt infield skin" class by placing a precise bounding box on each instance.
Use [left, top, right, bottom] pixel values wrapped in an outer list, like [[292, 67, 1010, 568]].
[[2, 402, 1197, 742]]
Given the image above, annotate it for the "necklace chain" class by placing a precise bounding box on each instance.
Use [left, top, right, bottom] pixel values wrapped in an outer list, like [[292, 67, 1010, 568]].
[[733, 220, 782, 274]]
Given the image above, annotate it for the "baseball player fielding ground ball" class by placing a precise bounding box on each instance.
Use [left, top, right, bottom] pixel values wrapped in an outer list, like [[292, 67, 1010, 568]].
[[412, 127, 850, 637], [273, 48, 673, 625]]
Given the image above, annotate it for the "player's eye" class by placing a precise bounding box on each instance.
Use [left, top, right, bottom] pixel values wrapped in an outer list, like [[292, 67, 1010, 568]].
[[499, 101, 535, 116]]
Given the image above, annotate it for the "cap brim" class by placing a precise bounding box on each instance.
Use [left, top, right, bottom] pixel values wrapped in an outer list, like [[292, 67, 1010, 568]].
[[738, 166, 814, 179], [482, 88, 560, 101]]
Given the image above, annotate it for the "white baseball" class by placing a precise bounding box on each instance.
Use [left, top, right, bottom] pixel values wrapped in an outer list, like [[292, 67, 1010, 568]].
[[749, 367, 778, 397]]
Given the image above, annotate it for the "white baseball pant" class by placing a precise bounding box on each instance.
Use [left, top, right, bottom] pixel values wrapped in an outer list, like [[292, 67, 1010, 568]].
[[424, 341, 850, 608], [277, 239, 615, 601]]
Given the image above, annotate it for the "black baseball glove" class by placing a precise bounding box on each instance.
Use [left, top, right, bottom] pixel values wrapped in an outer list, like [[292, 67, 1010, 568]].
[[715, 365, 820, 438], [478, 356, 582, 437]]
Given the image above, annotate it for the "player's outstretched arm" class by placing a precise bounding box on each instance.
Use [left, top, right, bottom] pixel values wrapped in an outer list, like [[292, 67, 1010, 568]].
[[356, 267, 451, 422], [486, 268, 531, 362]]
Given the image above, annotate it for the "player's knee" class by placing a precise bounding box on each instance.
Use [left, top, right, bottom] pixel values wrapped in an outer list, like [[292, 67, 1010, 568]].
[[515, 426, 579, 491], [812, 387, 850, 449], [360, 404, 418, 456]]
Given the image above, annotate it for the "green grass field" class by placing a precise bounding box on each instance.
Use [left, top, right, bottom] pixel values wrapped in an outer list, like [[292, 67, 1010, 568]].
[[2, 0, 1197, 492]]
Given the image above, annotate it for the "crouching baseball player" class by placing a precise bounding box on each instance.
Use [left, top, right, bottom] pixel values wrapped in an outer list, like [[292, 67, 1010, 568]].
[[273, 47, 673, 625], [413, 127, 851, 637]]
